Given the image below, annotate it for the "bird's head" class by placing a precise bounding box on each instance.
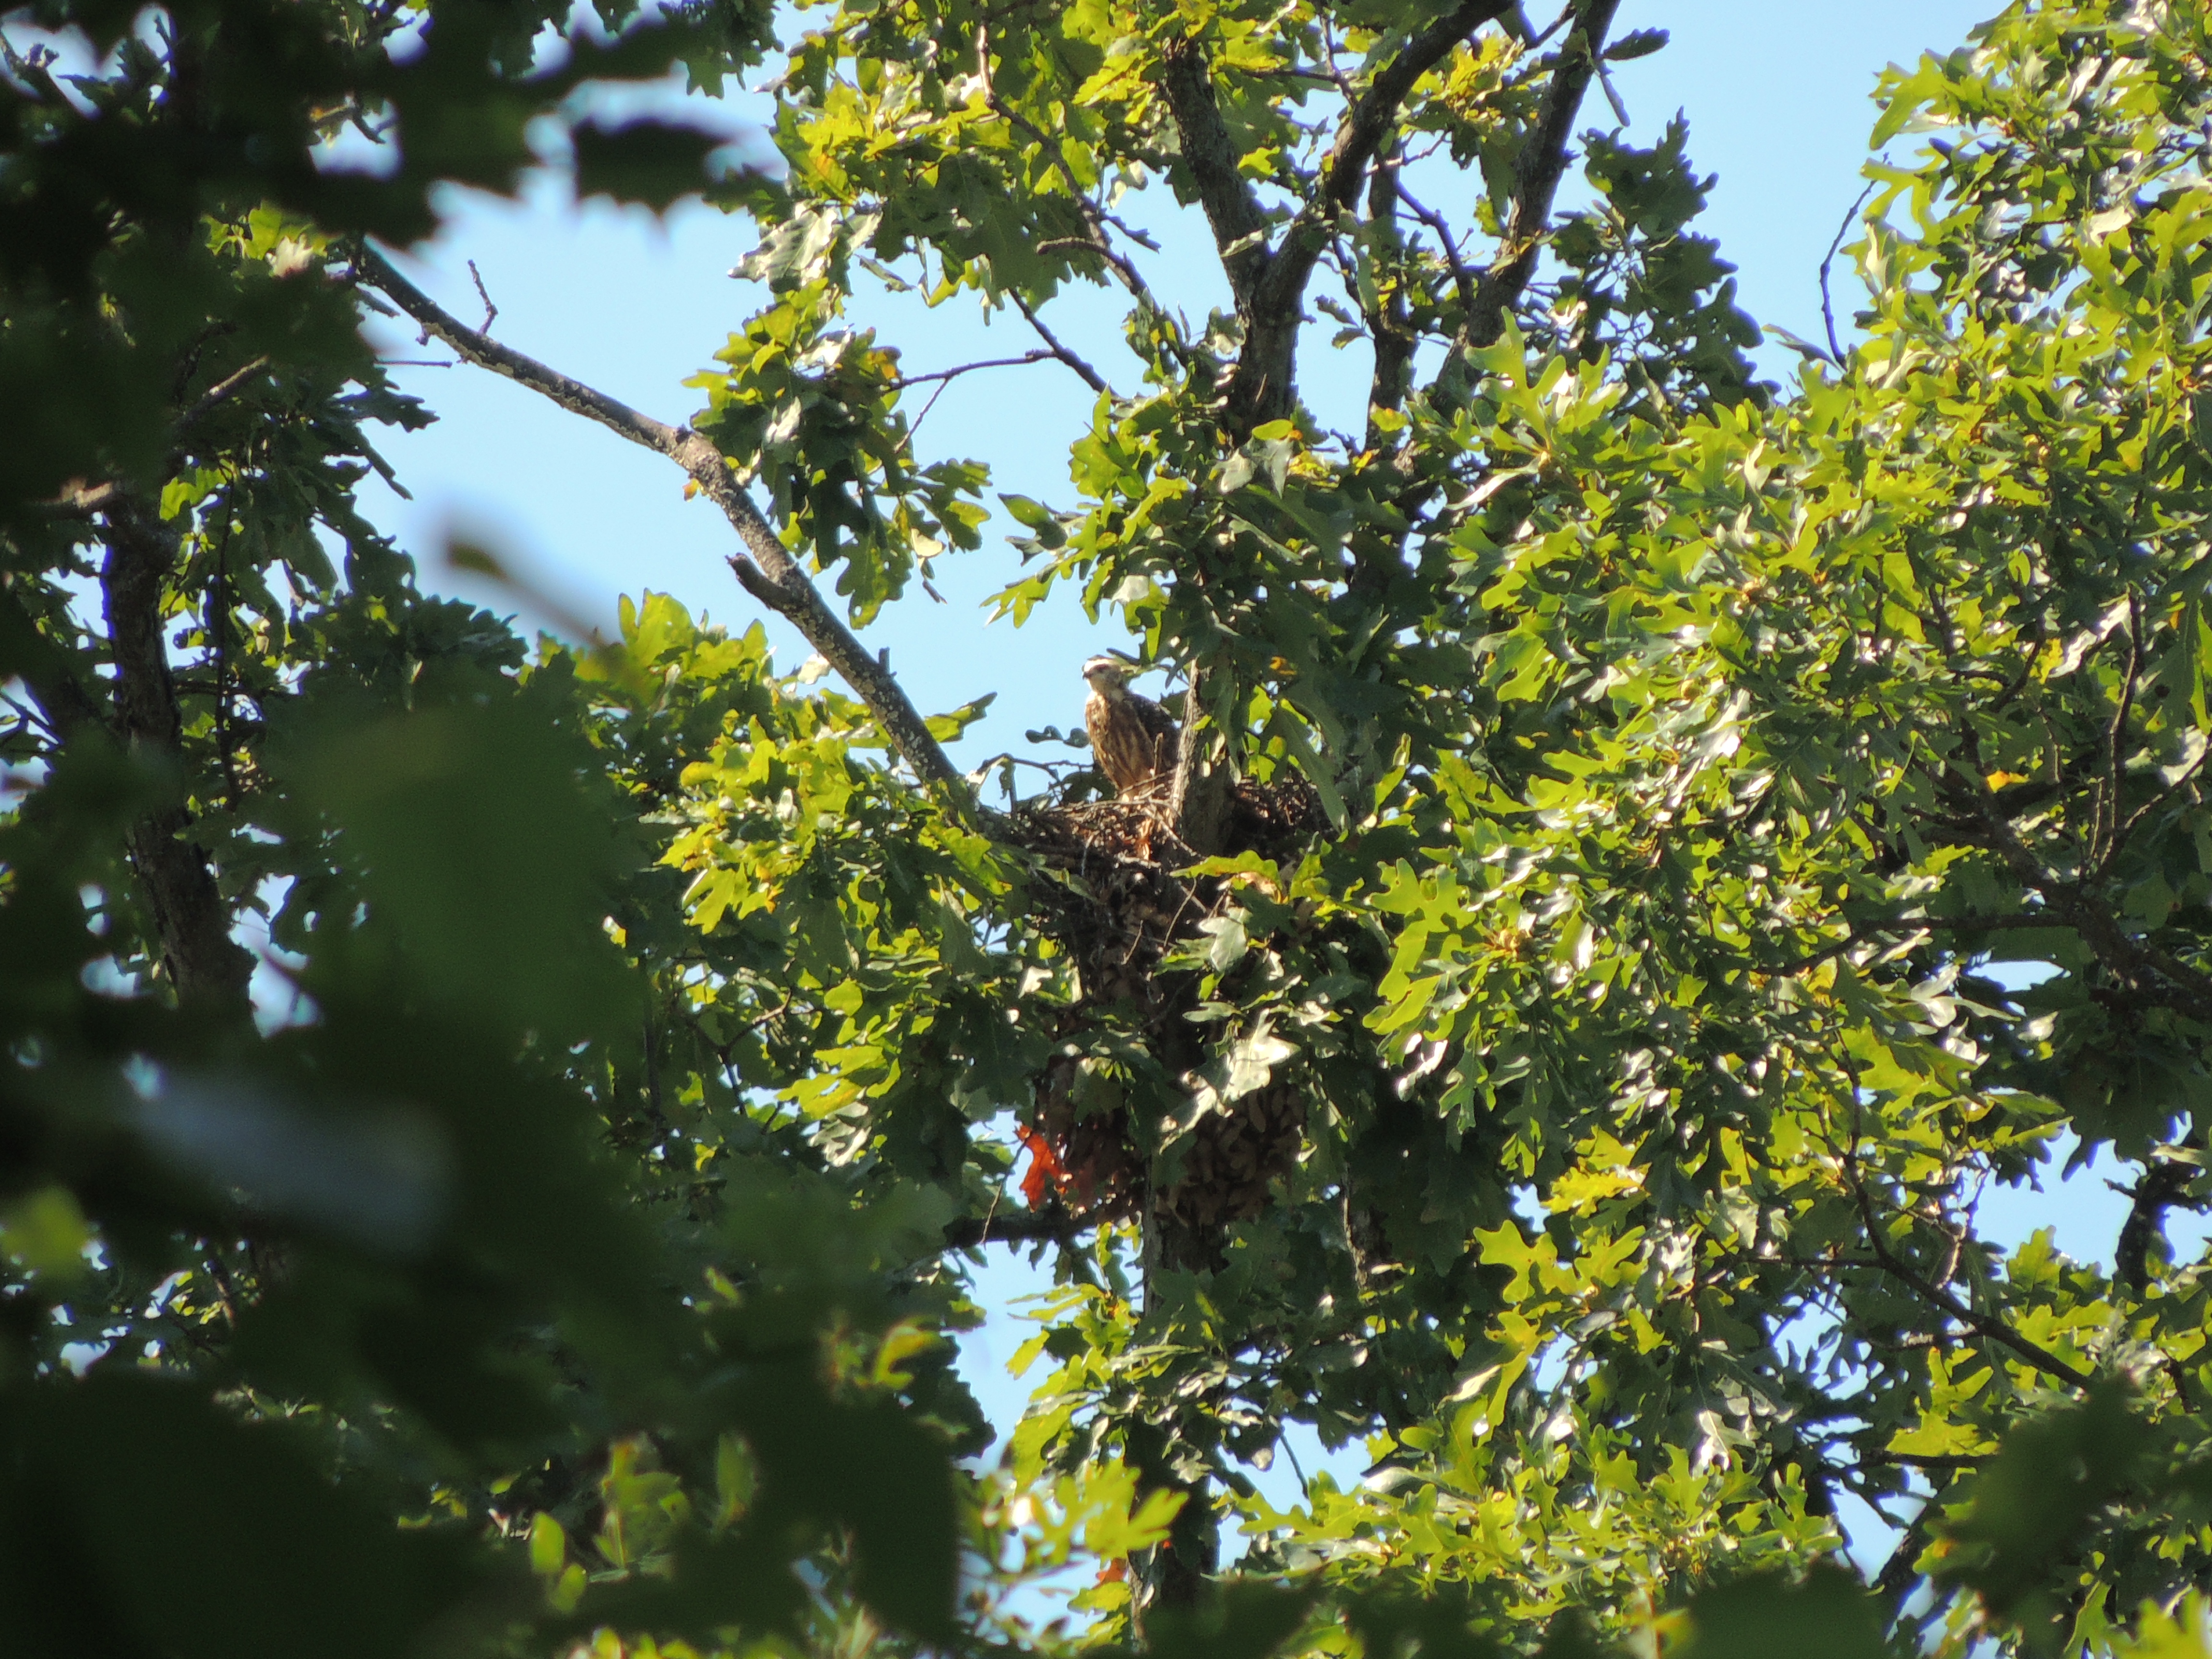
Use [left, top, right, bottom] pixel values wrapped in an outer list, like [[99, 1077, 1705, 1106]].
[[1082, 652, 1145, 694]]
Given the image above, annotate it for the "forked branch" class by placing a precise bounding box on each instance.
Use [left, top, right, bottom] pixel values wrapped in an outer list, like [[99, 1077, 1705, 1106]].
[[1834, 1151, 2094, 1391], [1466, 0, 1624, 350], [1159, 2, 1514, 432]]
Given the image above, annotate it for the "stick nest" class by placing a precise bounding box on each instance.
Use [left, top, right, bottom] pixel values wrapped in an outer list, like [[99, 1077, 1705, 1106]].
[[1003, 776, 1328, 1238]]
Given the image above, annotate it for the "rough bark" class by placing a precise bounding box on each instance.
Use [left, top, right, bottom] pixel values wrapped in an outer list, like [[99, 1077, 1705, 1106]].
[[97, 493, 257, 1014], [1464, 0, 1624, 350], [1157, 2, 1515, 434], [1166, 675, 1232, 857]]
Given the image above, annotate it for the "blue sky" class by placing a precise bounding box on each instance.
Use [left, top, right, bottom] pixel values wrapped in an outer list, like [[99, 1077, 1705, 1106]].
[[351, 0, 2178, 1577]]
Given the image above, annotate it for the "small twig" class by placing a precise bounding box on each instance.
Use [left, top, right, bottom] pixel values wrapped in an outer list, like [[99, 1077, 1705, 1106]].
[[467, 258, 498, 334], [1096, 207, 1162, 253], [1010, 289, 1109, 393], [2096, 592, 2145, 862], [906, 378, 954, 443], [1032, 234, 1161, 314], [1767, 910, 2080, 976], [941, 1207, 1085, 1249], [1595, 56, 1630, 126], [1820, 181, 1877, 364], [889, 349, 1061, 390], [2106, 737, 2212, 872], [176, 355, 272, 434], [980, 76, 1172, 319], [1864, 1450, 1991, 1469], [1394, 173, 1479, 317]]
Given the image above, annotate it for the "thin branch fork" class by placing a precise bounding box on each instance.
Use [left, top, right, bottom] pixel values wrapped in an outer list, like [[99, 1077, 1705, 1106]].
[[1948, 769, 2212, 1027], [888, 349, 1064, 389], [1393, 170, 1480, 317], [351, 244, 969, 803], [1175, 0, 1518, 430], [1831, 1158, 2095, 1392], [1007, 289, 1110, 393]]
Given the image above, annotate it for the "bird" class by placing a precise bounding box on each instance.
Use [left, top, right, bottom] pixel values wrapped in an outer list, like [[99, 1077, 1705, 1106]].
[[1082, 653, 1179, 798]]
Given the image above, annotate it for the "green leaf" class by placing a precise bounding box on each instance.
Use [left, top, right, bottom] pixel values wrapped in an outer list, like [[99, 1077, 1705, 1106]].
[[1677, 1566, 1887, 1659]]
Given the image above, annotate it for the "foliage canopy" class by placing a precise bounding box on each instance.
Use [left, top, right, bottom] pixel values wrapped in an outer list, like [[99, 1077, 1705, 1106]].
[[8, 1, 2212, 1657]]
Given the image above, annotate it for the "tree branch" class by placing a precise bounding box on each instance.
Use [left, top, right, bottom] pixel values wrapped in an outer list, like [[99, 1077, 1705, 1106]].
[[1361, 142, 1418, 446], [1217, 0, 1516, 431], [1166, 668, 1230, 856], [1833, 1166, 2095, 1391], [176, 354, 272, 436], [941, 1207, 1085, 1250], [1952, 774, 2212, 1027], [1008, 289, 1109, 393], [98, 492, 257, 1012], [1465, 0, 1624, 351], [1396, 174, 1479, 321], [1156, 34, 1275, 313], [0, 584, 105, 741], [1318, 0, 1515, 219], [1766, 910, 2071, 976], [1873, 1507, 1940, 1612], [353, 245, 970, 804], [980, 69, 1178, 334], [2116, 1152, 2201, 1295], [889, 350, 1063, 390]]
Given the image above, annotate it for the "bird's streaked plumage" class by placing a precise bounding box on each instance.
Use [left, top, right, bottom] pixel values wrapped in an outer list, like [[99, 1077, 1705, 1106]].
[[1082, 654, 1178, 798]]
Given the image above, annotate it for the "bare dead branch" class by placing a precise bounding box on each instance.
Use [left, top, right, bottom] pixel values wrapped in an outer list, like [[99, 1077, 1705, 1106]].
[[353, 244, 970, 803]]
